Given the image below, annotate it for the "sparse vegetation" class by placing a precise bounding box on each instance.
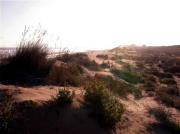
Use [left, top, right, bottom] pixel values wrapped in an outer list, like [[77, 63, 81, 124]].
[[47, 62, 83, 86], [160, 78, 177, 85], [0, 93, 15, 134], [143, 74, 158, 91], [100, 61, 110, 68], [95, 75, 142, 98], [57, 53, 100, 71], [96, 54, 108, 60], [0, 29, 180, 134], [16, 100, 38, 112], [157, 89, 180, 109], [0, 89, 74, 133], [149, 108, 180, 133]]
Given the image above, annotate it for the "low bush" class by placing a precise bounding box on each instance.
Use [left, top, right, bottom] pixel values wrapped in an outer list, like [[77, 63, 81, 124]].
[[143, 75, 157, 91], [149, 108, 180, 133], [157, 92, 174, 106], [84, 81, 124, 127], [47, 63, 83, 86], [115, 60, 125, 65], [100, 61, 110, 68], [144, 74, 157, 83], [156, 72, 173, 79], [157, 90, 180, 109], [143, 81, 156, 91], [57, 53, 100, 71], [96, 75, 142, 98], [160, 78, 177, 85], [15, 100, 38, 112], [96, 54, 108, 60], [165, 65, 180, 74], [54, 88, 74, 107], [160, 86, 179, 95]]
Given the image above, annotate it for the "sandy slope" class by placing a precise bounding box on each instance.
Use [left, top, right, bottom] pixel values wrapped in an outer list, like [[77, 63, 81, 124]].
[[1, 82, 180, 134], [0, 50, 179, 134]]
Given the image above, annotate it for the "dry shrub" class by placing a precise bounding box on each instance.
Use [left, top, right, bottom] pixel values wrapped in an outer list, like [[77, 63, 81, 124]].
[[96, 54, 108, 60], [100, 61, 110, 68], [47, 62, 83, 86], [95, 75, 142, 98], [57, 53, 100, 71], [143, 75, 158, 91], [0, 93, 15, 133], [0, 43, 50, 84], [53, 88, 74, 107], [160, 78, 177, 85], [157, 87, 180, 109]]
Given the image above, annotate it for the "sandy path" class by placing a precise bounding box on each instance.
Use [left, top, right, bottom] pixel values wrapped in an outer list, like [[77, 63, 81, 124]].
[[115, 95, 159, 134]]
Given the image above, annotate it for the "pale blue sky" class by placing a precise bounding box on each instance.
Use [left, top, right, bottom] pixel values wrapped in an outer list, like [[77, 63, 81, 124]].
[[1, 0, 180, 51]]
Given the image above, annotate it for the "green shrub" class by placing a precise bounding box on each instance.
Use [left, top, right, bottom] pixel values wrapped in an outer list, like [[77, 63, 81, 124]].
[[55, 88, 74, 107], [122, 63, 133, 72], [150, 108, 180, 133], [95, 75, 142, 98], [84, 81, 124, 127], [111, 68, 143, 84]]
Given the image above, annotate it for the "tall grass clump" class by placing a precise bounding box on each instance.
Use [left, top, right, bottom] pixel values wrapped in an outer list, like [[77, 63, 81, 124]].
[[0, 27, 51, 84], [84, 80, 124, 127]]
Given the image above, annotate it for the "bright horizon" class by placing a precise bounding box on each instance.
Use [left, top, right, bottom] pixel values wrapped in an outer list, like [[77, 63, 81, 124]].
[[1, 0, 180, 51]]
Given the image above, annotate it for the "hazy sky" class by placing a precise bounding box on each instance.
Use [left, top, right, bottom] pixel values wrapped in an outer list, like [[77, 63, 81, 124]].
[[1, 0, 180, 51]]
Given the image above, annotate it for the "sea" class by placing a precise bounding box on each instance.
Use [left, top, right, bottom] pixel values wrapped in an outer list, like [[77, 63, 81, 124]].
[[0, 47, 62, 59]]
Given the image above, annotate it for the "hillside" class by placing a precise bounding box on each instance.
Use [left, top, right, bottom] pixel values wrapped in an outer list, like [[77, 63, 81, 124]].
[[0, 45, 180, 134]]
